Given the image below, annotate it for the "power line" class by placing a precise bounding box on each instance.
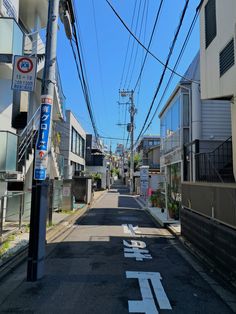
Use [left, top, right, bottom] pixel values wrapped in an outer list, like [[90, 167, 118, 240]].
[[123, 0, 142, 89], [136, 0, 190, 144], [70, 6, 100, 142], [106, 0, 199, 84], [127, 0, 148, 89], [133, 0, 164, 92], [141, 7, 200, 138], [119, 1, 138, 89]]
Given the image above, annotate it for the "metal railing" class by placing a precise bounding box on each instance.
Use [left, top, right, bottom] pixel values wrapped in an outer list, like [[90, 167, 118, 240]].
[[0, 191, 31, 242], [18, 106, 41, 163], [195, 136, 233, 182]]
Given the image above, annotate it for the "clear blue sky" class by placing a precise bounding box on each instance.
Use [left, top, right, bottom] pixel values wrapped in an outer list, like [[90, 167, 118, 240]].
[[56, 0, 200, 151]]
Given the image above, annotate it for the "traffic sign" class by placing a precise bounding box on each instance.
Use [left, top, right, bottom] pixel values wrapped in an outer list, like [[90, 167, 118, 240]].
[[12, 55, 37, 92], [34, 96, 53, 180]]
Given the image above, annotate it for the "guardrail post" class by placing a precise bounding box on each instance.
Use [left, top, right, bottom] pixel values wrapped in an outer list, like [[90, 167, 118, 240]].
[[19, 193, 24, 230]]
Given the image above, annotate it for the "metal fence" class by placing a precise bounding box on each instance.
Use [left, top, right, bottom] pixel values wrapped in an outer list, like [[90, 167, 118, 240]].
[[182, 182, 236, 229], [0, 191, 31, 241]]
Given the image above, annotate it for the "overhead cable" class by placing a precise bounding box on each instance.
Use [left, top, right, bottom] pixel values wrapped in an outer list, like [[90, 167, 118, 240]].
[[106, 0, 199, 84], [133, 0, 164, 91], [136, 0, 190, 143]]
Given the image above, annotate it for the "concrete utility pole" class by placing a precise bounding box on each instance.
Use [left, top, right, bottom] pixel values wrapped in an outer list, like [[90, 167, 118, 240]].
[[27, 0, 60, 281], [120, 90, 136, 194]]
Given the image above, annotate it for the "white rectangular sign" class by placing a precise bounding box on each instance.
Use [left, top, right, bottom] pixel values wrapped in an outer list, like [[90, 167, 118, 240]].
[[12, 55, 37, 92]]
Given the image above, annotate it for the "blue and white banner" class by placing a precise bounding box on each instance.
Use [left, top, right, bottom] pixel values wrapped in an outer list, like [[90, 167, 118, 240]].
[[34, 95, 53, 180]]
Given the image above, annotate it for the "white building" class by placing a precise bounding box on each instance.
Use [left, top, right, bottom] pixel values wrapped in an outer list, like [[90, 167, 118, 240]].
[[200, 0, 236, 178], [0, 0, 65, 220], [56, 110, 86, 178]]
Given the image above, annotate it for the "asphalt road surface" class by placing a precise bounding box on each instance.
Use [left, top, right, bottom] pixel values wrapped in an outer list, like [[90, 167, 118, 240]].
[[0, 184, 235, 313]]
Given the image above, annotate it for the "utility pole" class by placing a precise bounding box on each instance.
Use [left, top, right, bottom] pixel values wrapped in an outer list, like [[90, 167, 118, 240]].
[[27, 0, 60, 281], [120, 90, 136, 194]]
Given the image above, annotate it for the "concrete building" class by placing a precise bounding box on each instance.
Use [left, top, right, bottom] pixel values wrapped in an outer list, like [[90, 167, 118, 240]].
[[159, 53, 231, 185], [200, 0, 236, 178], [85, 135, 110, 189], [56, 110, 86, 179], [160, 53, 231, 221], [136, 135, 160, 167], [181, 0, 236, 279], [0, 0, 64, 225]]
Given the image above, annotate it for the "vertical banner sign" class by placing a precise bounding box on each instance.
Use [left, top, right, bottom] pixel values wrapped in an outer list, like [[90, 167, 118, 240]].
[[34, 96, 53, 180], [140, 166, 149, 199], [12, 56, 37, 92]]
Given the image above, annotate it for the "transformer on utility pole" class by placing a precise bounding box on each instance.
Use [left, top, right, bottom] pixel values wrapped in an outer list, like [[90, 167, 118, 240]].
[[120, 90, 136, 194]]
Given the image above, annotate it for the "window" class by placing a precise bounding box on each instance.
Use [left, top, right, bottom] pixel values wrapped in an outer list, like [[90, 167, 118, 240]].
[[182, 94, 189, 127], [220, 39, 235, 76], [71, 127, 85, 158], [205, 0, 216, 48]]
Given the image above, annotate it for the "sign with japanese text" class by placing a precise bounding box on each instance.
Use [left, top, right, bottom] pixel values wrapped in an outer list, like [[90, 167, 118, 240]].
[[34, 96, 53, 180], [12, 55, 37, 92]]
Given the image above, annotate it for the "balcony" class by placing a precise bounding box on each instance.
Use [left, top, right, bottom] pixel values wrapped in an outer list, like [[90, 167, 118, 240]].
[[0, 17, 24, 63], [19, 0, 48, 30]]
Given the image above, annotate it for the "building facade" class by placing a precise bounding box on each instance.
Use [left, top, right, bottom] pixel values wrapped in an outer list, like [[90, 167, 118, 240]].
[[0, 0, 65, 226], [56, 110, 86, 179], [200, 0, 236, 178], [159, 53, 231, 219]]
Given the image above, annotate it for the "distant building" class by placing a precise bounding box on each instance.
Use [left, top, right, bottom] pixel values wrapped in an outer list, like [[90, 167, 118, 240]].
[[56, 110, 86, 178], [115, 143, 124, 156], [136, 135, 160, 168], [86, 134, 110, 189]]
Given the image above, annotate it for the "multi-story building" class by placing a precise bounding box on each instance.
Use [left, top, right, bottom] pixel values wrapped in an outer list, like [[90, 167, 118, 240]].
[[0, 1, 65, 226], [56, 110, 86, 178], [85, 135, 110, 189], [136, 135, 160, 169], [159, 53, 231, 196], [181, 0, 236, 279]]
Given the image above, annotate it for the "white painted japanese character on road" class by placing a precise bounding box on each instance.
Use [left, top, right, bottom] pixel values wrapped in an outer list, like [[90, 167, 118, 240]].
[[126, 271, 172, 314]]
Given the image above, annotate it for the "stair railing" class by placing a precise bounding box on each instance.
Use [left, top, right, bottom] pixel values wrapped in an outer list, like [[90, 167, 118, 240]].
[[195, 136, 232, 182], [18, 106, 41, 163]]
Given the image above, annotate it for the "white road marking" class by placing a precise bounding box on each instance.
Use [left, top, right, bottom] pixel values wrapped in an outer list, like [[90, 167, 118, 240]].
[[123, 240, 152, 261], [122, 224, 139, 236], [126, 271, 172, 313], [123, 240, 146, 249]]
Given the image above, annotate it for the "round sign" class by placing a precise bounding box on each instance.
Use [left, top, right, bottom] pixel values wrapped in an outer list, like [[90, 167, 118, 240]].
[[17, 57, 33, 74]]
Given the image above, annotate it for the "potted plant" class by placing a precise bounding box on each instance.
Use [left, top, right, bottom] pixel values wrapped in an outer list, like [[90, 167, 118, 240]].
[[149, 193, 158, 207]]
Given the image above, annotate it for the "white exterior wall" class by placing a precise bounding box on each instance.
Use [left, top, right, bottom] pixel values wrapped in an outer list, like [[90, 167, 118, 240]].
[[0, 65, 16, 133], [200, 0, 236, 178], [57, 110, 86, 178], [200, 0, 236, 99], [68, 111, 86, 168]]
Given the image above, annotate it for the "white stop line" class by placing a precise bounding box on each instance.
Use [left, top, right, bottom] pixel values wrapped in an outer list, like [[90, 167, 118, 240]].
[[126, 271, 172, 314]]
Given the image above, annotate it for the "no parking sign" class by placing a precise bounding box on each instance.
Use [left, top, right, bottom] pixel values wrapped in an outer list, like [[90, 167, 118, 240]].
[[12, 55, 37, 92]]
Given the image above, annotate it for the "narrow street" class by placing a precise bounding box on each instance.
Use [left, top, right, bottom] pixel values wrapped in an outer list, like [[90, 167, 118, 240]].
[[0, 183, 234, 314]]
